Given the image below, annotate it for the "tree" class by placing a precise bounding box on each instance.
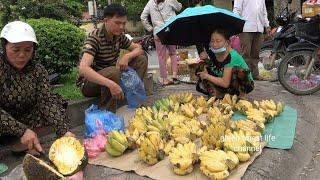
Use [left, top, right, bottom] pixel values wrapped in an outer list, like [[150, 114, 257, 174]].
[[0, 0, 85, 27]]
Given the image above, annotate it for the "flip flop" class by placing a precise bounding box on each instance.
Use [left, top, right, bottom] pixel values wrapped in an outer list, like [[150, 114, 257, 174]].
[[162, 81, 174, 86], [0, 163, 8, 175], [172, 78, 180, 85]]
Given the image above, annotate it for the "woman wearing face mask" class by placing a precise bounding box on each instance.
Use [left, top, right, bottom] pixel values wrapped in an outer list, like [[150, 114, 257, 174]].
[[0, 21, 74, 155], [197, 29, 254, 99]]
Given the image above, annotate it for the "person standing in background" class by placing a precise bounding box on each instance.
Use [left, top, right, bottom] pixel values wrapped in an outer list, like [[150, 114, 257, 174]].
[[141, 0, 182, 86], [233, 0, 271, 81]]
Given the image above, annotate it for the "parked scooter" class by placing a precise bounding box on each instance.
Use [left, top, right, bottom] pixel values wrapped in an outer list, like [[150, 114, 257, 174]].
[[277, 16, 320, 95], [260, 0, 302, 70]]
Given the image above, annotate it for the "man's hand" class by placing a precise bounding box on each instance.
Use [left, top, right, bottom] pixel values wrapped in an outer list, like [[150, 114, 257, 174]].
[[20, 129, 43, 153], [265, 27, 272, 36], [199, 51, 208, 60], [117, 54, 130, 71], [64, 131, 75, 137], [108, 81, 124, 100]]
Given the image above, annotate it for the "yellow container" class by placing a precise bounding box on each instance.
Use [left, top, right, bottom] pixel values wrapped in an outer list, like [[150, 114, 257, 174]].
[[302, 3, 320, 17]]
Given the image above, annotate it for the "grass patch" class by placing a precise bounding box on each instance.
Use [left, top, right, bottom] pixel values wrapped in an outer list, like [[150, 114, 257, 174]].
[[52, 68, 84, 100]]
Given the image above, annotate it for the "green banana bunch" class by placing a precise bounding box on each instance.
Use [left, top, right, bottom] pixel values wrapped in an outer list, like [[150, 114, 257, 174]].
[[154, 98, 171, 112], [105, 130, 128, 157]]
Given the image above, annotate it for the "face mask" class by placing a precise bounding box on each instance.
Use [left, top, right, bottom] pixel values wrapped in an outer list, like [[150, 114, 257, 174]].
[[209, 42, 227, 54], [210, 47, 226, 54]]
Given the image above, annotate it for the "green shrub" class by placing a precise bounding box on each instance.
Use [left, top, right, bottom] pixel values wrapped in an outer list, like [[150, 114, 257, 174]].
[[28, 18, 86, 74]]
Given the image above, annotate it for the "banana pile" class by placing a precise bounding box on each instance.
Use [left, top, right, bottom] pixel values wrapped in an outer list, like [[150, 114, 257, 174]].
[[105, 130, 128, 157], [169, 142, 197, 175], [103, 92, 286, 178], [137, 132, 165, 165]]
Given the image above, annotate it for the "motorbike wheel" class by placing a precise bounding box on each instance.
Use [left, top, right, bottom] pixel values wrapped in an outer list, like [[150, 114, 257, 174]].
[[278, 50, 320, 95]]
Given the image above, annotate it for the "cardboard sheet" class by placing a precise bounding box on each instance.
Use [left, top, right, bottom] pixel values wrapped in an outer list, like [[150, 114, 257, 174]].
[[90, 106, 267, 180]]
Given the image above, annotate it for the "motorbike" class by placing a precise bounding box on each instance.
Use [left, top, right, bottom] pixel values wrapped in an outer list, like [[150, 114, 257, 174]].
[[277, 16, 320, 95], [260, 0, 302, 70], [132, 34, 155, 54]]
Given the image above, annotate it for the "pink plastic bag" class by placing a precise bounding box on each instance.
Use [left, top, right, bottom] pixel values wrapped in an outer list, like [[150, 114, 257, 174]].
[[84, 132, 107, 158], [83, 120, 107, 158], [230, 35, 242, 54]]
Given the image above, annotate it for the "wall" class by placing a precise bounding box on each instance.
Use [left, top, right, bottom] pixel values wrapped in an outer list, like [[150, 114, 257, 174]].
[[212, 0, 233, 11]]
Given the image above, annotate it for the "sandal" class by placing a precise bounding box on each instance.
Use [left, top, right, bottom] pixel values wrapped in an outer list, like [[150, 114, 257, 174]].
[[162, 81, 174, 86], [253, 75, 268, 81], [172, 78, 180, 85]]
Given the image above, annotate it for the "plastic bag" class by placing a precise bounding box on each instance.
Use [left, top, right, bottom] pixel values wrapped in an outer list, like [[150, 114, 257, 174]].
[[84, 104, 125, 137], [230, 35, 242, 54], [83, 132, 106, 158], [120, 67, 146, 108]]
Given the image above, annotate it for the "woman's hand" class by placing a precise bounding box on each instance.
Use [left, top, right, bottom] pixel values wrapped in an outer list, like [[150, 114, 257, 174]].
[[199, 51, 208, 60], [197, 68, 209, 80], [64, 131, 76, 137], [20, 129, 43, 153]]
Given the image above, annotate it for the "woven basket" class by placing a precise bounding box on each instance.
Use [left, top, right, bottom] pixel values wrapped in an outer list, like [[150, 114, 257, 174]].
[[167, 58, 189, 75], [177, 50, 188, 60]]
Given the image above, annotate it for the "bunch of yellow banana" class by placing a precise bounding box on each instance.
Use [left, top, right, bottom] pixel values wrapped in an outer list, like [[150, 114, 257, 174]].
[[168, 112, 185, 126], [221, 94, 238, 108], [258, 100, 284, 119], [207, 107, 231, 127], [185, 118, 204, 138], [105, 130, 128, 157], [201, 123, 226, 150], [145, 113, 170, 139], [137, 132, 165, 165], [236, 100, 253, 115], [206, 96, 217, 107], [164, 139, 175, 155], [223, 130, 253, 162], [170, 122, 192, 144], [125, 129, 140, 149], [169, 92, 194, 104], [128, 107, 151, 134], [246, 108, 267, 124], [199, 150, 230, 179], [180, 103, 196, 118], [169, 142, 197, 175], [230, 119, 265, 135], [218, 103, 234, 116]]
